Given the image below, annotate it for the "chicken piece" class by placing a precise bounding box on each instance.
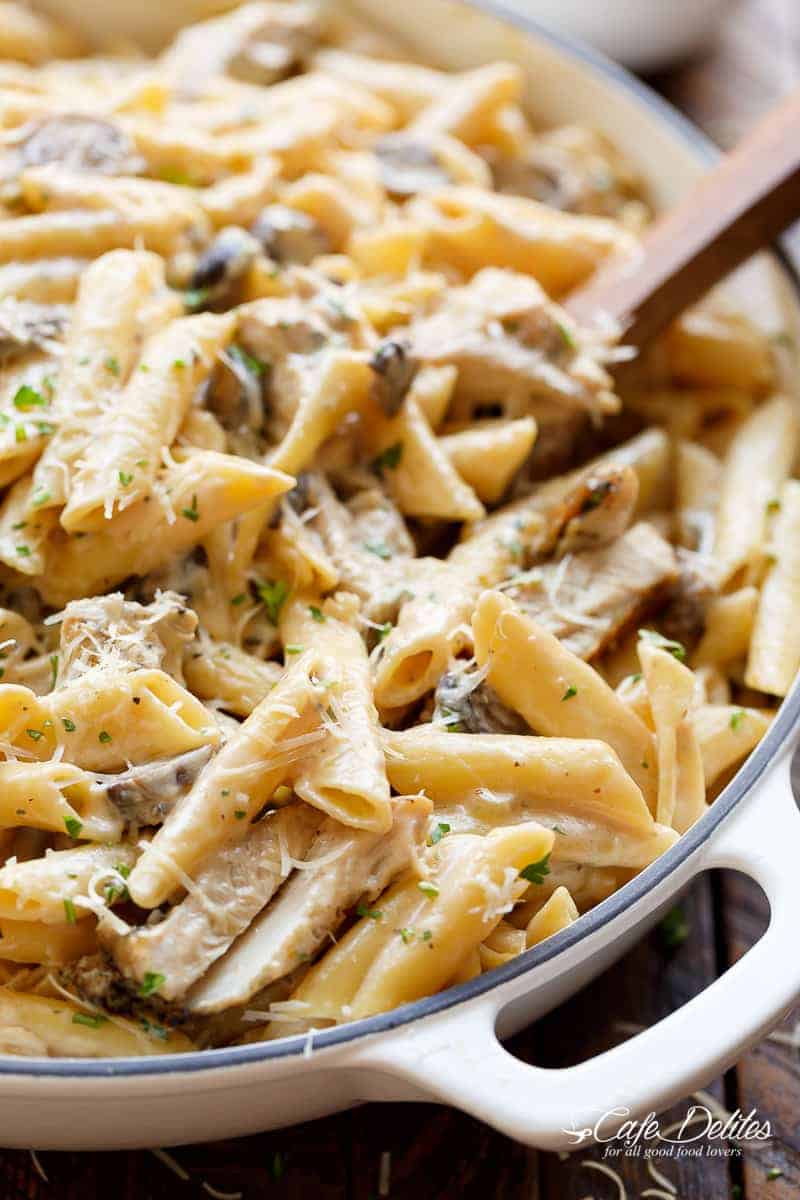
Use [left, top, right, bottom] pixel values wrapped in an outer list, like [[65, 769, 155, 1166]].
[[374, 136, 453, 197], [659, 547, 719, 648], [1, 116, 143, 193], [162, 1, 320, 89], [506, 522, 678, 660], [99, 804, 322, 1003], [407, 268, 618, 422], [187, 795, 432, 1013], [100, 745, 214, 828], [251, 204, 330, 265], [0, 298, 68, 362], [57, 591, 198, 684], [433, 662, 528, 734], [551, 464, 639, 557]]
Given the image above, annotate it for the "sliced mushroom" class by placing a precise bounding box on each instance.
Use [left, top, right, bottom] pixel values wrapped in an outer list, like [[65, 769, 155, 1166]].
[[99, 804, 322, 1002], [101, 745, 215, 827], [374, 135, 452, 197], [58, 952, 185, 1027], [433, 662, 529, 734], [369, 338, 419, 416], [190, 226, 260, 307], [659, 548, 719, 648], [251, 204, 330, 265], [2, 115, 143, 186], [0, 298, 68, 363], [552, 464, 639, 557], [505, 521, 678, 660], [58, 591, 198, 684], [187, 795, 432, 1013]]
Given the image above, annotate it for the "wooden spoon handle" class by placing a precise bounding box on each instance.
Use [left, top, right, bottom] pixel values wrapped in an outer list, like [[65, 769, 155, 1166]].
[[565, 84, 800, 348]]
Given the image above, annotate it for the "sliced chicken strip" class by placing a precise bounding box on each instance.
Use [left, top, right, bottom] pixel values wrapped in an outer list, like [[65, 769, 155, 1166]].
[[187, 795, 432, 1013], [100, 804, 322, 1003], [503, 522, 678, 660], [57, 590, 197, 684]]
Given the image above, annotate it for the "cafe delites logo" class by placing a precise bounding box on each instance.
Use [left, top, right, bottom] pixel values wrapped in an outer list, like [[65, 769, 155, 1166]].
[[564, 1104, 773, 1161]]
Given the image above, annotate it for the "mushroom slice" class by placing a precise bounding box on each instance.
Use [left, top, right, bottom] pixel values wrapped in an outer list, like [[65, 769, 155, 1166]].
[[251, 204, 330, 265], [58, 591, 197, 683], [659, 547, 719, 648], [99, 804, 322, 1004], [374, 135, 452, 197], [187, 795, 432, 1013], [190, 226, 260, 307], [2, 115, 143, 185], [504, 521, 678, 660], [433, 662, 529, 735], [101, 745, 215, 828], [368, 338, 419, 416], [551, 464, 639, 558], [0, 298, 68, 363]]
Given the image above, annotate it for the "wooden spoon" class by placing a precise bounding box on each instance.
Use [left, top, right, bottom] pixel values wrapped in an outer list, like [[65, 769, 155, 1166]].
[[565, 84, 800, 349]]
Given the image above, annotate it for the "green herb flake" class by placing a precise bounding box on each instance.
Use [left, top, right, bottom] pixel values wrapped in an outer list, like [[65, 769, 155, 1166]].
[[766, 497, 782, 513], [428, 822, 451, 846], [356, 903, 383, 920], [32, 488, 51, 507], [766, 1168, 783, 1182], [730, 709, 746, 731], [234, 809, 247, 820], [172, 359, 186, 370], [555, 320, 577, 351], [228, 344, 267, 377], [399, 928, 415, 944], [64, 816, 82, 839], [104, 356, 120, 377], [181, 493, 200, 522], [98, 730, 112, 744], [417, 880, 439, 899], [638, 628, 686, 662], [14, 425, 27, 444], [183, 287, 210, 311], [231, 593, 247, 606], [364, 540, 392, 560], [61, 717, 76, 732], [49, 653, 58, 690], [660, 905, 689, 949], [309, 605, 325, 623], [138, 971, 166, 998], [377, 621, 393, 642], [15, 544, 30, 557], [118, 470, 133, 487], [72, 1012, 107, 1029], [269, 1152, 284, 1182], [256, 578, 290, 624], [141, 1017, 168, 1041], [561, 685, 577, 701], [63, 898, 77, 924], [26, 727, 43, 741], [520, 853, 551, 886], [371, 441, 403, 476], [12, 384, 46, 410], [284, 644, 304, 655]]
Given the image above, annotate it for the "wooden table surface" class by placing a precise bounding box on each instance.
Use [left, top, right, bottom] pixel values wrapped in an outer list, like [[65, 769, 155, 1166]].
[[4, 2, 800, 1197]]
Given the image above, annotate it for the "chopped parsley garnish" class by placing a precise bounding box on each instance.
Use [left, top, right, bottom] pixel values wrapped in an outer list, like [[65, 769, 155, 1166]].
[[72, 1012, 107, 1029], [256, 578, 290, 624], [183, 287, 210, 311], [138, 972, 166, 998], [660, 905, 689, 949], [377, 621, 393, 642], [284, 644, 303, 655], [364, 540, 392, 560], [181, 493, 200, 522], [172, 359, 186, 370], [555, 320, 577, 351], [638, 628, 687, 662], [766, 1168, 784, 1181], [234, 809, 247, 820], [104, 356, 120, 377], [428, 822, 450, 846], [98, 730, 112, 744], [229, 344, 267, 377], [417, 881, 439, 899], [14, 425, 27, 444], [399, 928, 415, 944], [766, 497, 782, 513], [49, 653, 58, 690], [15, 544, 30, 557], [231, 593, 246, 606], [118, 470, 133, 487], [61, 717, 76, 732], [64, 816, 82, 839], [63, 898, 77, 924], [269, 1152, 284, 1182], [12, 384, 46, 410], [561, 685, 577, 701], [309, 605, 325, 623], [26, 727, 43, 741], [730, 709, 746, 731], [141, 1018, 168, 1041], [520, 853, 551, 885], [356, 903, 383, 920], [32, 488, 51, 507], [371, 441, 403, 476]]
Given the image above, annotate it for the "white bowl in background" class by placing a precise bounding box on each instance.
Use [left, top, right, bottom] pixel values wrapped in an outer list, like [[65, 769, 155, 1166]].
[[494, 0, 731, 70]]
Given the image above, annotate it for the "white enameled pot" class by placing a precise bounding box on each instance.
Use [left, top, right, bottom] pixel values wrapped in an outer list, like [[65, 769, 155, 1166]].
[[10, 0, 800, 1152]]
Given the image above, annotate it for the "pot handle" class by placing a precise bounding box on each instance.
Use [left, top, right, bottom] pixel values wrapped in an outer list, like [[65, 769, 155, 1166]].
[[351, 750, 800, 1149]]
